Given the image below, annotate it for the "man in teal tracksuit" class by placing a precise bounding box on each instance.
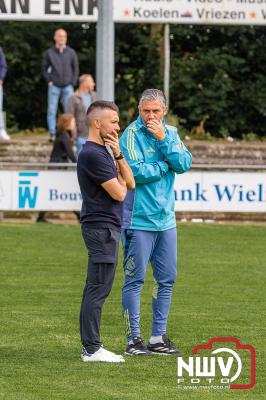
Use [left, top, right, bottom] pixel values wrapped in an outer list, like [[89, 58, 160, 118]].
[[120, 89, 192, 356]]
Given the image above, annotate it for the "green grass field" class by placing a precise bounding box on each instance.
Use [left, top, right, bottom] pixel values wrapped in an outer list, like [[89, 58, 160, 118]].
[[0, 223, 265, 400]]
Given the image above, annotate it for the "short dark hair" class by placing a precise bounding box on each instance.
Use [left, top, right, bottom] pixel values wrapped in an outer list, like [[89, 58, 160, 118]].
[[87, 100, 119, 116]]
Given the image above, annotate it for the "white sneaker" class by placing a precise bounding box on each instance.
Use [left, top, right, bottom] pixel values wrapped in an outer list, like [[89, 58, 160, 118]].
[[81, 346, 125, 363], [0, 129, 10, 141]]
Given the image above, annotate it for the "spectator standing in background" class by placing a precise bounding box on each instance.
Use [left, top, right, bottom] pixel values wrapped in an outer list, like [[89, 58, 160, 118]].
[[68, 74, 96, 156], [42, 29, 79, 142], [0, 47, 10, 141], [36, 113, 79, 223]]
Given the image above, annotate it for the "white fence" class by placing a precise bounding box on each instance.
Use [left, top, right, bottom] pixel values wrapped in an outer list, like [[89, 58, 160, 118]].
[[0, 164, 265, 212]]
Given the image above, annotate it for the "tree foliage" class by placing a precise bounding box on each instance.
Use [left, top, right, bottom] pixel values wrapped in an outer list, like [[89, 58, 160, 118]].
[[0, 21, 265, 137], [0, 21, 96, 131], [170, 25, 266, 137]]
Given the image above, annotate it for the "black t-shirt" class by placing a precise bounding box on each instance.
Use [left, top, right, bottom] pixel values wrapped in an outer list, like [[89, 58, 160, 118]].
[[77, 141, 122, 231]]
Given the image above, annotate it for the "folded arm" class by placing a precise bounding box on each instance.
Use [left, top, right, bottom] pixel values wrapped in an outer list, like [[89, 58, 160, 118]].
[[101, 177, 127, 202], [157, 130, 192, 174]]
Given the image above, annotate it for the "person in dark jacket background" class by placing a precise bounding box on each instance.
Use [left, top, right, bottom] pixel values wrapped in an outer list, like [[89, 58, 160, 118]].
[[36, 113, 79, 223], [42, 29, 79, 142], [50, 113, 77, 163], [0, 47, 9, 141]]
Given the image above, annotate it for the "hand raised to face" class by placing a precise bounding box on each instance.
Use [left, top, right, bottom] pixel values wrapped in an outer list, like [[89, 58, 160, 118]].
[[139, 98, 166, 141], [104, 130, 121, 158], [146, 119, 165, 141]]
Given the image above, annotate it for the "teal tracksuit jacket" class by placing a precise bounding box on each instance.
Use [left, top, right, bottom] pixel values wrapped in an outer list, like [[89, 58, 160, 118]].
[[120, 116, 192, 231]]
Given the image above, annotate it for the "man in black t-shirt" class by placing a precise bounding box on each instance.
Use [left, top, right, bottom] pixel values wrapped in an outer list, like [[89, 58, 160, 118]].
[[77, 101, 135, 363]]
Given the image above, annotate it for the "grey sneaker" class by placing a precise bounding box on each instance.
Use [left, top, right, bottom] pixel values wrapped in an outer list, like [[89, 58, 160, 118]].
[[125, 336, 152, 356], [147, 335, 184, 355]]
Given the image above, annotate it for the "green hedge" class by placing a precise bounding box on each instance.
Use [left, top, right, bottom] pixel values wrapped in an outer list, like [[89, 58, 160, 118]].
[[0, 22, 265, 138]]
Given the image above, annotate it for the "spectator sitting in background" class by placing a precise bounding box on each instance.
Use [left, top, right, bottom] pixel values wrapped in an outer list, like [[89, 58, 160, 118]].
[[36, 113, 79, 223], [67, 74, 96, 156], [0, 47, 10, 141], [49, 113, 77, 163]]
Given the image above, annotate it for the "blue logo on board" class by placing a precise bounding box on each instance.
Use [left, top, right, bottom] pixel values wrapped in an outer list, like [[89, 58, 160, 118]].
[[18, 172, 39, 209]]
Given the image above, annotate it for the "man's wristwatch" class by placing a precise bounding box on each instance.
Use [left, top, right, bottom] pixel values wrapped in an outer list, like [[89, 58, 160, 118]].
[[114, 152, 124, 161]]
